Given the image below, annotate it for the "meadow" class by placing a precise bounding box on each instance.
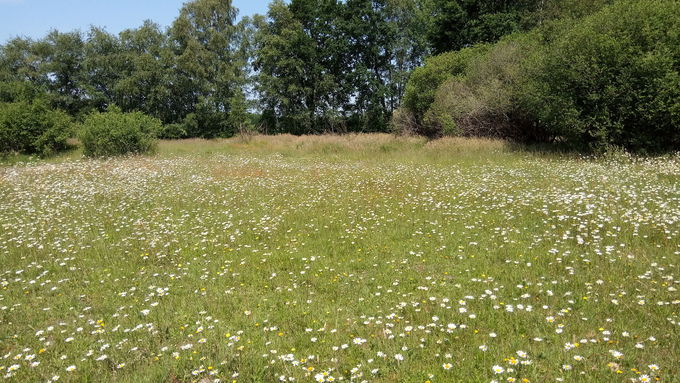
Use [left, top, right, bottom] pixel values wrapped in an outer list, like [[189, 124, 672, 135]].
[[0, 135, 678, 383]]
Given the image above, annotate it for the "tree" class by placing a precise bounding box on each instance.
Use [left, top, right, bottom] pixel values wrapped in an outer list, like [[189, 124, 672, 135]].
[[386, 0, 434, 106], [82, 27, 121, 111], [169, 0, 249, 138], [114, 21, 178, 123], [255, 0, 432, 133], [428, 0, 540, 54], [342, 0, 393, 131], [0, 37, 47, 103], [255, 0, 343, 134], [41, 30, 88, 116]]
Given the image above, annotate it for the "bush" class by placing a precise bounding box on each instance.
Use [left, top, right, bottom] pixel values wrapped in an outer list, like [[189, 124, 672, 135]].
[[0, 100, 72, 156], [390, 108, 419, 136], [0, 81, 45, 104], [158, 123, 188, 140], [519, 0, 680, 152], [79, 107, 161, 157], [399, 0, 680, 152], [400, 44, 491, 132], [426, 34, 536, 138]]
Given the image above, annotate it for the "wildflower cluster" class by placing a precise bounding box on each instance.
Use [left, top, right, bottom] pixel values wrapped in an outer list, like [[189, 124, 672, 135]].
[[0, 150, 677, 381]]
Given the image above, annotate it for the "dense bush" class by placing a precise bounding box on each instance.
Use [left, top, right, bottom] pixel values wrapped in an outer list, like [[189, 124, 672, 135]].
[[0, 100, 72, 156], [401, 44, 491, 134], [396, 33, 541, 139], [79, 107, 161, 157], [398, 0, 680, 152], [425, 34, 538, 138], [519, 0, 680, 152], [0, 81, 45, 104], [158, 123, 188, 140]]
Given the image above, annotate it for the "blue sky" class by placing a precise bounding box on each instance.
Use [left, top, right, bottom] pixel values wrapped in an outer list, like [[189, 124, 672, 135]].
[[0, 0, 271, 43]]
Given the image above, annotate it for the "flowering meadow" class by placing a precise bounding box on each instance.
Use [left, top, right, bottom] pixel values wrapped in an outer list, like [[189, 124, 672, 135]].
[[1, 135, 678, 383]]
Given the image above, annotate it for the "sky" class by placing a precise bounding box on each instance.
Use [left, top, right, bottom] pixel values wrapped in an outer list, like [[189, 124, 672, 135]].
[[0, 0, 271, 43]]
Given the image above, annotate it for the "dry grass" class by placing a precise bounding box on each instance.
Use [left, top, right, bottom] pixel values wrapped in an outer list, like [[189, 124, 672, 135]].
[[157, 134, 513, 164], [423, 136, 510, 152]]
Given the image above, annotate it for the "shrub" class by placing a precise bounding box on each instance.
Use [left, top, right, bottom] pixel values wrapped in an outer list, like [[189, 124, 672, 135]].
[[390, 108, 419, 136], [158, 123, 188, 140], [400, 0, 680, 152], [405, 32, 540, 139], [401, 44, 491, 131], [0, 100, 72, 156], [428, 35, 534, 138], [79, 107, 161, 157], [519, 0, 680, 152], [0, 81, 44, 104]]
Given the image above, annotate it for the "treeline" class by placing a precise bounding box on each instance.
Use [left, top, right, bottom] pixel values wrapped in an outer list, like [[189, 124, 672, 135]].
[[0, 1, 255, 140], [1, 0, 678, 156], [0, 0, 567, 139]]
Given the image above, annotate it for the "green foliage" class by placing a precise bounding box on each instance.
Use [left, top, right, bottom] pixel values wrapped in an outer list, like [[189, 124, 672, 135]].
[[400, 44, 490, 135], [79, 107, 161, 157], [158, 123, 188, 140], [82, 27, 121, 111], [255, 0, 434, 134], [0, 80, 44, 104], [0, 100, 72, 156], [42, 31, 89, 116], [169, 0, 251, 138], [255, 0, 345, 134], [426, 33, 541, 139], [519, 0, 680, 152], [0, 0, 254, 138], [0, 0, 436, 138], [400, 0, 680, 152], [427, 0, 615, 55], [1, 0, 676, 152], [428, 0, 535, 54], [113, 22, 178, 122], [228, 90, 253, 132]]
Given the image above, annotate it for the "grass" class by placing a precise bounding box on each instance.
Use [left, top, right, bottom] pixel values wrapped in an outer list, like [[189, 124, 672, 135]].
[[0, 134, 678, 383]]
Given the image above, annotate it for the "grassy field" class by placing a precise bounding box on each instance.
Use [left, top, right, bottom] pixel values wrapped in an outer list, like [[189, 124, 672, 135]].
[[0, 135, 678, 383]]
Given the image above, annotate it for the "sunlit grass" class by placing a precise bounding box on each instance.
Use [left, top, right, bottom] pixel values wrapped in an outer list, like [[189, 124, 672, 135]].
[[0, 136, 678, 383]]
